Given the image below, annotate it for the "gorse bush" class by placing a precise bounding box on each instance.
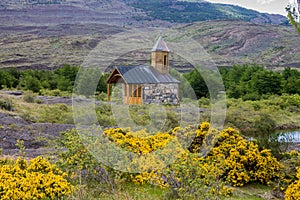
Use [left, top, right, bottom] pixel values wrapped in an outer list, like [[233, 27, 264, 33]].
[[104, 127, 183, 186], [161, 151, 234, 199], [285, 168, 300, 200], [56, 123, 286, 199], [104, 128, 174, 155], [275, 150, 300, 197], [103, 125, 232, 199], [104, 123, 281, 196], [189, 124, 282, 187], [0, 157, 73, 200]]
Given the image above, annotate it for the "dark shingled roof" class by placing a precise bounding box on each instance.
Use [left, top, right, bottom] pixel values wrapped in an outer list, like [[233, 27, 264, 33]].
[[115, 66, 179, 84]]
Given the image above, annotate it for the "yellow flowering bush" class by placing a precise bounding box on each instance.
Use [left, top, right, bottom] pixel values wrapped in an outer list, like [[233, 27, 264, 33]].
[[104, 128, 174, 155], [0, 157, 73, 200], [102, 123, 282, 189], [275, 150, 300, 195], [56, 122, 283, 199], [188, 123, 282, 187], [161, 151, 233, 199], [104, 127, 182, 186], [285, 168, 300, 200], [103, 124, 233, 198]]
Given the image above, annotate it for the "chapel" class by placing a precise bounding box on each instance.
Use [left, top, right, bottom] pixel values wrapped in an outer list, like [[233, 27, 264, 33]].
[[106, 36, 180, 105]]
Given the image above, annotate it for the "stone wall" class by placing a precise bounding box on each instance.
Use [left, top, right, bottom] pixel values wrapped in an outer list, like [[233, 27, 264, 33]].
[[143, 83, 179, 105]]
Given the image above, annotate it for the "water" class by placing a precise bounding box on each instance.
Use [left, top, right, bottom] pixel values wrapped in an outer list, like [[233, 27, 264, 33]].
[[279, 131, 300, 143]]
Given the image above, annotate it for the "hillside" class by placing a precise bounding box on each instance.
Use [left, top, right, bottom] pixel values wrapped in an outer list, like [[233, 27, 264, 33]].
[[126, 0, 287, 25], [179, 20, 300, 69], [0, 0, 287, 25], [0, 0, 297, 70], [0, 20, 299, 70]]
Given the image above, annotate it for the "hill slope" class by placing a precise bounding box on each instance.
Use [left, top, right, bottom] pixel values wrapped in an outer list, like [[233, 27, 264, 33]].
[[0, 0, 297, 70], [126, 0, 287, 25], [179, 20, 300, 69], [0, 0, 287, 25], [0, 20, 299, 70]]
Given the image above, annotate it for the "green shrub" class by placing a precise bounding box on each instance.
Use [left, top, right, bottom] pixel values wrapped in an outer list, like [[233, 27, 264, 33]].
[[22, 91, 37, 103], [56, 129, 118, 194], [0, 98, 14, 111]]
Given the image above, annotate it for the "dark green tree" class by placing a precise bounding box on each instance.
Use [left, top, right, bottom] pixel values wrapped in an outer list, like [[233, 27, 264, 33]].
[[250, 70, 282, 95], [19, 75, 42, 93], [184, 69, 209, 98]]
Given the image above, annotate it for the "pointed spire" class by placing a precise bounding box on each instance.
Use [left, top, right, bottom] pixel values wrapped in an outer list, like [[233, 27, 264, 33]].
[[152, 36, 170, 52]]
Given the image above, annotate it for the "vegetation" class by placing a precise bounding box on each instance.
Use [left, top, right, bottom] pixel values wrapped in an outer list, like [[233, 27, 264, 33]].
[[0, 62, 299, 199], [286, 3, 300, 34], [0, 119, 299, 199], [0, 157, 73, 200], [285, 168, 300, 199], [51, 123, 300, 199], [0, 65, 108, 95], [127, 0, 286, 24], [1, 63, 299, 101], [184, 64, 300, 100]]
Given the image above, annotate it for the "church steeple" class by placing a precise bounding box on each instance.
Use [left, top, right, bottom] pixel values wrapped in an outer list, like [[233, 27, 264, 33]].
[[151, 36, 170, 74]]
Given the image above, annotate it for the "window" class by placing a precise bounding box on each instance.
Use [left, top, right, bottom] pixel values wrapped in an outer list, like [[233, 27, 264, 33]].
[[164, 55, 167, 66], [133, 85, 142, 97]]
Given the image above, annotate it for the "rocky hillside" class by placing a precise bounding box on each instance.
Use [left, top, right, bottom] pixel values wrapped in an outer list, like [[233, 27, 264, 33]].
[[179, 20, 300, 69], [0, 20, 299, 70], [0, 0, 297, 70], [0, 0, 287, 25]]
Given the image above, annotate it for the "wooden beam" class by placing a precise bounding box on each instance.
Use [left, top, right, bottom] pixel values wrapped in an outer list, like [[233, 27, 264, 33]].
[[126, 84, 130, 104], [108, 84, 111, 101]]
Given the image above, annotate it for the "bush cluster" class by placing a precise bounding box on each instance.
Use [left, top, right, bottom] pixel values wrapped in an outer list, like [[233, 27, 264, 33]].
[[0, 157, 73, 200], [56, 123, 298, 199], [102, 123, 282, 198], [188, 123, 282, 186], [104, 128, 174, 155]]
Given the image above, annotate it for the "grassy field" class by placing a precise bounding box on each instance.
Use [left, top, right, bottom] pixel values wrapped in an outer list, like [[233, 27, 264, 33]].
[[66, 182, 276, 200]]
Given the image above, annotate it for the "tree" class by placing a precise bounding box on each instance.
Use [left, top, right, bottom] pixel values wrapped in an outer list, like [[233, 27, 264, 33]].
[[251, 70, 282, 95], [73, 67, 101, 96], [97, 73, 110, 93], [286, 2, 300, 34], [184, 69, 209, 98], [0, 70, 14, 89], [281, 67, 300, 94], [19, 75, 41, 93]]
